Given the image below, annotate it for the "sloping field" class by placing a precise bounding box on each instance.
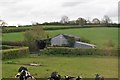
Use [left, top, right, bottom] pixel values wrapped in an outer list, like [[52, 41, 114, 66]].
[[2, 27, 118, 48]]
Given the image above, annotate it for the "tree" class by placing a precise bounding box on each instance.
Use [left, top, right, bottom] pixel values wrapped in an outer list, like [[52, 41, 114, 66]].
[[60, 16, 69, 24], [0, 20, 7, 28], [101, 15, 112, 25], [92, 18, 100, 24], [76, 17, 86, 26], [24, 26, 48, 53]]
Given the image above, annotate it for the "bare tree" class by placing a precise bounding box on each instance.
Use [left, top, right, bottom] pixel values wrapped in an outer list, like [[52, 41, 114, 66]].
[[60, 16, 69, 24], [0, 20, 7, 27], [101, 15, 112, 24], [92, 18, 100, 24]]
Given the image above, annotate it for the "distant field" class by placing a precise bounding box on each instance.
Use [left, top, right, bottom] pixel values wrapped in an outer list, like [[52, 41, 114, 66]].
[[2, 27, 118, 48], [3, 32, 24, 41], [2, 55, 118, 78], [4, 25, 73, 30], [48, 28, 118, 48]]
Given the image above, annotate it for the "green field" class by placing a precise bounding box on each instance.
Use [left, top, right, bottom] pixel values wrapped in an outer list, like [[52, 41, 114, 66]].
[[3, 27, 118, 48], [2, 55, 118, 78], [3, 32, 24, 41], [2, 27, 119, 78]]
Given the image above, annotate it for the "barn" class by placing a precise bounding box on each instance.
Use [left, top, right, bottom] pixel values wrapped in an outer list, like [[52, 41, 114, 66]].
[[51, 34, 96, 48]]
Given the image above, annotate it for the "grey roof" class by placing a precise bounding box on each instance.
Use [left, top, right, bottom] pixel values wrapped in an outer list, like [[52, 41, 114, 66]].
[[75, 41, 96, 47], [52, 34, 80, 41], [62, 34, 80, 39]]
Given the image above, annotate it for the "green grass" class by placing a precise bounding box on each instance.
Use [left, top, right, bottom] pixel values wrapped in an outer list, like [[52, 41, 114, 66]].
[[2, 55, 118, 78], [2, 27, 118, 48], [48, 28, 118, 48], [2, 32, 24, 41]]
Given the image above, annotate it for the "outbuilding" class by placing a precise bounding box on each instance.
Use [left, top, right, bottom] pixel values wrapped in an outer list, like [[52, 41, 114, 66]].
[[51, 34, 96, 48]]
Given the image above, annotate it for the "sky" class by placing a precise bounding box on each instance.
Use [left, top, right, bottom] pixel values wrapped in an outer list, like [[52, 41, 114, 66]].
[[0, 0, 119, 26]]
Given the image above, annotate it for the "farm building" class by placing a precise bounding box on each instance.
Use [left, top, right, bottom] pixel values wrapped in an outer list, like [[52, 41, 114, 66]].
[[51, 34, 80, 46], [51, 34, 96, 48]]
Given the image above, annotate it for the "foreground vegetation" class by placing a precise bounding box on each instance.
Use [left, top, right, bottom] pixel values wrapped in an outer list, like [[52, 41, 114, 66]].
[[2, 55, 118, 78]]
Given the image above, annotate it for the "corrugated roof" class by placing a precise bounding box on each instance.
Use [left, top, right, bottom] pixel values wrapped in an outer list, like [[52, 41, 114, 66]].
[[75, 41, 96, 47], [52, 34, 80, 41], [62, 34, 80, 39]]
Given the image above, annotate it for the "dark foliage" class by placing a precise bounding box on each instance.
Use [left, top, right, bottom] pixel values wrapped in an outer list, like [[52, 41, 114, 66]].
[[40, 47, 118, 56]]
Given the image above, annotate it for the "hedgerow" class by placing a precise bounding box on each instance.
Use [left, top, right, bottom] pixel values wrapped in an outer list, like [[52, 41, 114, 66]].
[[2, 45, 19, 49], [2, 26, 81, 33], [40, 47, 118, 56], [2, 28, 30, 33], [2, 47, 29, 60], [2, 41, 27, 46]]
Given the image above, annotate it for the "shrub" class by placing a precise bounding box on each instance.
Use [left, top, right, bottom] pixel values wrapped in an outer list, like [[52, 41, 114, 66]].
[[40, 47, 118, 56], [24, 26, 48, 53], [2, 47, 29, 60], [104, 40, 115, 48], [64, 36, 75, 47]]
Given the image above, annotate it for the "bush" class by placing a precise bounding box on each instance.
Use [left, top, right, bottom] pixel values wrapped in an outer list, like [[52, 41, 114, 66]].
[[40, 47, 118, 56], [2, 47, 29, 60], [104, 40, 115, 48], [24, 26, 48, 53]]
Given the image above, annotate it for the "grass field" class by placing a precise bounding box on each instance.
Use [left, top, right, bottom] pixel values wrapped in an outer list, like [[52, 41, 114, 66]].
[[2, 27, 118, 48], [2, 32, 24, 41], [48, 28, 118, 48], [2, 55, 118, 78]]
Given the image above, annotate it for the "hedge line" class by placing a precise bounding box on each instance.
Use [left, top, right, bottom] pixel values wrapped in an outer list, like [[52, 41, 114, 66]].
[[2, 45, 19, 49], [2, 26, 81, 33], [40, 47, 118, 56], [2, 28, 30, 33], [3, 24, 118, 33], [2, 47, 29, 60], [2, 41, 27, 46]]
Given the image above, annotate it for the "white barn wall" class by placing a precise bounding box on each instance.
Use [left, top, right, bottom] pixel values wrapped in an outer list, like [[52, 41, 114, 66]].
[[51, 34, 68, 46]]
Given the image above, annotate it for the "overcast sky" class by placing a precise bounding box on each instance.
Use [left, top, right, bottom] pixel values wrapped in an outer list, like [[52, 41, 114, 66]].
[[0, 0, 119, 25]]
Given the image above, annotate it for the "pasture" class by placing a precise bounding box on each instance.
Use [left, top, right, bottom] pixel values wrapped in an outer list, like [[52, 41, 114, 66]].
[[2, 32, 24, 41], [2, 26, 119, 78], [2, 27, 118, 48], [2, 55, 118, 78]]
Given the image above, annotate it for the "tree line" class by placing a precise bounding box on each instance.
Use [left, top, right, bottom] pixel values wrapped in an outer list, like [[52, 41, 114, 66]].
[[32, 15, 118, 27], [0, 15, 118, 27]]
